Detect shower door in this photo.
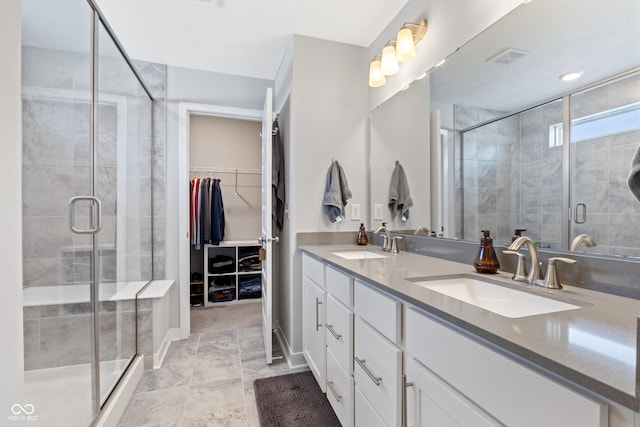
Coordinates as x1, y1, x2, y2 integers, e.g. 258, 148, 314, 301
22, 0, 153, 424
569, 72, 640, 257
21, 0, 99, 424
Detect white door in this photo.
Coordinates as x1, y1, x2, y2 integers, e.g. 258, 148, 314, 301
260, 87, 275, 364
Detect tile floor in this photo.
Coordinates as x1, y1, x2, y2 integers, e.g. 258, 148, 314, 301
118, 302, 308, 427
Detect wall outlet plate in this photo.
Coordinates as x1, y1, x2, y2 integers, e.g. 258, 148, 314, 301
374, 204, 383, 221
351, 204, 361, 221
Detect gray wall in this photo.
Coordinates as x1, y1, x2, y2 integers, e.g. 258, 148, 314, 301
0, 0, 25, 414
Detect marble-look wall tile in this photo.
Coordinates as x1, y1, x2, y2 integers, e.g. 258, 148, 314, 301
477, 187, 497, 215
23, 319, 40, 370
477, 160, 497, 188
39, 314, 93, 368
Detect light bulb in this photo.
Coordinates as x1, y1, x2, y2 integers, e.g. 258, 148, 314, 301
381, 44, 399, 76
368, 58, 386, 87
396, 27, 416, 62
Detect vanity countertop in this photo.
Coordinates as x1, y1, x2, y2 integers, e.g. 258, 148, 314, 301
300, 244, 640, 412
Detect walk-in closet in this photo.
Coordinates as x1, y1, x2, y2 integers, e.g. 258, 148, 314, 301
189, 115, 263, 309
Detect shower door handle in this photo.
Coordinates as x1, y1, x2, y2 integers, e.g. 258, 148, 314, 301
574, 203, 587, 224
69, 196, 102, 234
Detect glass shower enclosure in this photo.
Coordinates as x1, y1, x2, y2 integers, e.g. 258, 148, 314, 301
21, 0, 153, 425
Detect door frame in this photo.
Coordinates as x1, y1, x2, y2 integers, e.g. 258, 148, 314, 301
178, 102, 262, 338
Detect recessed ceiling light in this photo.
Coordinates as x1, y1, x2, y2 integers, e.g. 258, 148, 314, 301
559, 71, 583, 81
435, 59, 446, 67
416, 72, 428, 80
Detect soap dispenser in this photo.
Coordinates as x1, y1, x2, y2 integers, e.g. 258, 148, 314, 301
357, 223, 368, 246
473, 230, 500, 274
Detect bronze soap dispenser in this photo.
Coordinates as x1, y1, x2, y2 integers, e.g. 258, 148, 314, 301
473, 230, 500, 274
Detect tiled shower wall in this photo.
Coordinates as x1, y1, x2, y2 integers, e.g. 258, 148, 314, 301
22, 46, 167, 370
570, 73, 640, 257
456, 71, 640, 255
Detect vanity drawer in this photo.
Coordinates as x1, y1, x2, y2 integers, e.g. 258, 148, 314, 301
326, 294, 353, 375
354, 280, 401, 344
354, 317, 401, 427
326, 265, 353, 307
327, 347, 354, 427
302, 253, 324, 288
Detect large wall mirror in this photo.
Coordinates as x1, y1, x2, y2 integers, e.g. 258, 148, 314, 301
370, 0, 640, 258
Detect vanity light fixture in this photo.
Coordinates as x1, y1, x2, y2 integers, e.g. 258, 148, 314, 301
396, 19, 428, 62
368, 18, 428, 87
560, 71, 583, 81
381, 42, 400, 75
368, 56, 386, 87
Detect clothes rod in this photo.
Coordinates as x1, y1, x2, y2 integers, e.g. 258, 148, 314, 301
189, 167, 261, 175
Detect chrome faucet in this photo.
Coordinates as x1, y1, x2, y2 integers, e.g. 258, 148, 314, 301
570, 234, 597, 251
374, 225, 391, 251
508, 236, 543, 285
414, 225, 431, 235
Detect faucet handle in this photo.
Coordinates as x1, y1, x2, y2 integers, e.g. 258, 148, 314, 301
391, 236, 403, 254
502, 250, 528, 283
380, 234, 389, 251
536, 257, 577, 289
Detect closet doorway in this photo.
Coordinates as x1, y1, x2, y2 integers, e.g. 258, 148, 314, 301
178, 94, 277, 364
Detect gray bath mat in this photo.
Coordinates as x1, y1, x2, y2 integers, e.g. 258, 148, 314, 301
254, 371, 341, 427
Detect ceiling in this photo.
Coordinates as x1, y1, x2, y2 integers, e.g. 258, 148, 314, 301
429, 0, 640, 113
95, 0, 409, 80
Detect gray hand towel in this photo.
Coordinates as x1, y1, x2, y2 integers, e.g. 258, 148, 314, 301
323, 160, 352, 223
389, 161, 413, 221
629, 144, 640, 203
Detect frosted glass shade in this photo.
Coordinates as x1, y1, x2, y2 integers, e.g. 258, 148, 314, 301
396, 27, 416, 62
368, 58, 386, 87
381, 44, 399, 76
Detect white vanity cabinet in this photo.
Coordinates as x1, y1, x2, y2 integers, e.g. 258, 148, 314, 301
302, 254, 326, 392
324, 265, 355, 427
405, 307, 609, 427
353, 280, 402, 427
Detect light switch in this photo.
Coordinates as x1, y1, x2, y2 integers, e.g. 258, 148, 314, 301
351, 204, 361, 221
374, 204, 383, 221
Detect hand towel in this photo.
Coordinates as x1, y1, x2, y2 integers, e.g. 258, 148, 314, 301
629, 144, 640, 203
388, 161, 413, 222
323, 160, 352, 223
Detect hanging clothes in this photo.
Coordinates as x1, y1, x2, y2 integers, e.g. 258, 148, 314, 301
211, 178, 226, 245
272, 119, 286, 231
190, 177, 226, 248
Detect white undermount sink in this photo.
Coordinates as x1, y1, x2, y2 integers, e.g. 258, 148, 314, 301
330, 250, 388, 260
409, 276, 583, 318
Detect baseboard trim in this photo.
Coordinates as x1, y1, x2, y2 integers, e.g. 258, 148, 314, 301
94, 355, 144, 427
154, 327, 180, 369
274, 323, 307, 369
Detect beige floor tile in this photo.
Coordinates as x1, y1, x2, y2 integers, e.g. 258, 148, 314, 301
118, 386, 188, 426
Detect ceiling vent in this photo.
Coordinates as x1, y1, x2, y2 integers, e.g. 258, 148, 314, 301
485, 47, 529, 65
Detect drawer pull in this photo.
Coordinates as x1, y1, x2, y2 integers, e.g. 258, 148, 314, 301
315, 298, 322, 331
402, 374, 414, 427
327, 380, 342, 402
325, 324, 342, 340
355, 356, 382, 386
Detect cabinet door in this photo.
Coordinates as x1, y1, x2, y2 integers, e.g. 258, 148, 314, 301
302, 276, 326, 392
354, 317, 401, 427
406, 358, 499, 427
355, 386, 386, 427
326, 294, 353, 375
